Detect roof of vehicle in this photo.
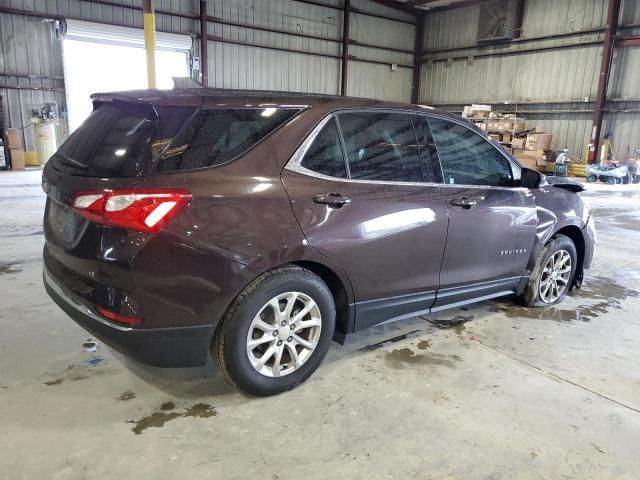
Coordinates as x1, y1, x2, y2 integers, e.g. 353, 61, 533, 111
90, 87, 462, 120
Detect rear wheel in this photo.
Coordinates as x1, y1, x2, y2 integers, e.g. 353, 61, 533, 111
518, 234, 577, 307
214, 266, 335, 396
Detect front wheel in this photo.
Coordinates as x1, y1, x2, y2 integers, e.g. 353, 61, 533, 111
586, 174, 597, 183
214, 266, 335, 396
518, 234, 577, 307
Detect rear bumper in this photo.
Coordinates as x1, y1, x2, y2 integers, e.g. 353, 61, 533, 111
44, 267, 213, 367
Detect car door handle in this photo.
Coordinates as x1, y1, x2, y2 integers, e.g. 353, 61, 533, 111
312, 193, 351, 208
450, 196, 477, 209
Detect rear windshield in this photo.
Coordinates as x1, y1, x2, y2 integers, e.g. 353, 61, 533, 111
52, 103, 300, 177
53, 102, 195, 177
153, 108, 300, 173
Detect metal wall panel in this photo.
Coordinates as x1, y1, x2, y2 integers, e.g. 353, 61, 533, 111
0, 11, 65, 151
420, 0, 640, 162
1, 0, 416, 155
207, 39, 341, 93
421, 43, 603, 104
347, 60, 412, 101
205, 0, 415, 99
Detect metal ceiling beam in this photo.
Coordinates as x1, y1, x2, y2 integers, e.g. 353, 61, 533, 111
420, 0, 495, 13
368, 0, 419, 15
591, 0, 621, 163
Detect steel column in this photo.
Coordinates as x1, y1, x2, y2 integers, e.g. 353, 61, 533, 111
591, 0, 621, 163
142, 0, 157, 89
200, 0, 209, 87
340, 0, 350, 96
411, 14, 424, 104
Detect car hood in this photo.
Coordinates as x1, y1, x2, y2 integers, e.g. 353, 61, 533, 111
544, 175, 584, 193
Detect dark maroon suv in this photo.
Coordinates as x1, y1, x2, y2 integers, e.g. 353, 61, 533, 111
43, 89, 595, 395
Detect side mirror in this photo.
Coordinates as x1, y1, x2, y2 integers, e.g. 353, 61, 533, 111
520, 168, 542, 189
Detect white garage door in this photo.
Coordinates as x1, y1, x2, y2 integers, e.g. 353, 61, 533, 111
62, 20, 192, 131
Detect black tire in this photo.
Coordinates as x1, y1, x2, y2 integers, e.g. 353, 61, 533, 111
518, 234, 578, 308
214, 265, 335, 396
607, 176, 617, 185
586, 174, 597, 183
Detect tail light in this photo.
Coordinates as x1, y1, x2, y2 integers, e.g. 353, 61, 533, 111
71, 189, 192, 234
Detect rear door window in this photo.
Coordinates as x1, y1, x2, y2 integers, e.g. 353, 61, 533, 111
337, 112, 422, 182
154, 108, 300, 172
53, 102, 195, 177
300, 118, 347, 178
428, 117, 514, 187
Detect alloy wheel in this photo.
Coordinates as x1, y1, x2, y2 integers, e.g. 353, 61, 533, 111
246, 292, 322, 377
539, 250, 572, 303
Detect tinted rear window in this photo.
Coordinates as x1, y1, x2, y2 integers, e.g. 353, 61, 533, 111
153, 108, 300, 173
52, 102, 195, 177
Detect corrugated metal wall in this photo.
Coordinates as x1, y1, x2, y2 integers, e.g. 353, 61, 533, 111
204, 0, 415, 99
0, 11, 65, 151
1, 0, 416, 152
419, 0, 640, 161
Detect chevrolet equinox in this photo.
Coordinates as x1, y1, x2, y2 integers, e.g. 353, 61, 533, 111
43, 89, 596, 396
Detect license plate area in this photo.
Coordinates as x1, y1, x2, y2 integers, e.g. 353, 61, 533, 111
47, 199, 85, 245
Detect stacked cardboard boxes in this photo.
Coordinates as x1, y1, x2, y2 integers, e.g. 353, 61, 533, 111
5, 128, 25, 170
512, 128, 554, 172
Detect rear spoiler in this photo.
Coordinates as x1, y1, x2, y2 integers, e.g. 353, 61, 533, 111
545, 176, 584, 193
90, 89, 204, 109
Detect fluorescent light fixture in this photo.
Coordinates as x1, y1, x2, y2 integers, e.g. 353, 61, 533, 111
261, 108, 277, 117
114, 148, 127, 156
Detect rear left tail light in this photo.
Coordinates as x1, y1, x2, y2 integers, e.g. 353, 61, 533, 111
72, 189, 192, 234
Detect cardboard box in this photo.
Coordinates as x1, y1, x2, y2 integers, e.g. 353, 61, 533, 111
5, 128, 22, 150
514, 148, 549, 171
490, 133, 501, 142
511, 137, 525, 149
501, 132, 512, 143
526, 133, 553, 151
512, 120, 526, 133
9, 149, 25, 170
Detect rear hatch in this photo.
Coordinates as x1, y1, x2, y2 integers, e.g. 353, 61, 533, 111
43, 97, 200, 326
43, 93, 302, 328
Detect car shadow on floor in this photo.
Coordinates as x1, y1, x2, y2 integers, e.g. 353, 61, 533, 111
110, 299, 508, 399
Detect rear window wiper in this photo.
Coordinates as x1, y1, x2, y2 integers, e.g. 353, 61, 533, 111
53, 153, 88, 169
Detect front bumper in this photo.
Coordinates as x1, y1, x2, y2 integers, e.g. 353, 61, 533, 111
583, 217, 596, 270
44, 267, 213, 367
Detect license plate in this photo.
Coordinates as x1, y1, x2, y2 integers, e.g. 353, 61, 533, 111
48, 200, 82, 244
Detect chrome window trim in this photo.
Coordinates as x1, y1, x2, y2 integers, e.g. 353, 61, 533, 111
285, 108, 526, 191
285, 111, 441, 187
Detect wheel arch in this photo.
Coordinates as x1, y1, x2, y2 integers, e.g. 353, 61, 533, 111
289, 260, 355, 340
554, 225, 585, 287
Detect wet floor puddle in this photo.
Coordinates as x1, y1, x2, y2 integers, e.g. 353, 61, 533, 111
42, 361, 112, 386
117, 391, 137, 401
127, 401, 217, 435
491, 275, 638, 322
0, 263, 22, 275
385, 347, 461, 369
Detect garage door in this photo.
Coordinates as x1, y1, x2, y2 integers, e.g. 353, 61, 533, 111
62, 20, 192, 131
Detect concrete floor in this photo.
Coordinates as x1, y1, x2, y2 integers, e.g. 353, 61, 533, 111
1, 169, 640, 480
